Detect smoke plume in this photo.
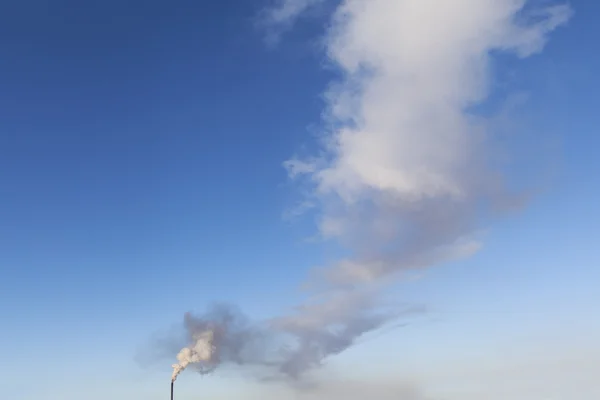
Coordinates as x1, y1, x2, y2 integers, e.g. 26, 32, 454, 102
170, 305, 272, 382
165, 0, 571, 382
171, 329, 215, 381
167, 302, 423, 382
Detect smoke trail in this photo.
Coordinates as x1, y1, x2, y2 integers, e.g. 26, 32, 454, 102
166, 302, 423, 381
164, 0, 572, 382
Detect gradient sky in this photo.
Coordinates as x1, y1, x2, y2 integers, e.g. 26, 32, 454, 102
1, 1, 599, 400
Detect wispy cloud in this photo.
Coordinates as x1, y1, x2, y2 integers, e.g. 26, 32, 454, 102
266, 0, 325, 26
259, 0, 326, 45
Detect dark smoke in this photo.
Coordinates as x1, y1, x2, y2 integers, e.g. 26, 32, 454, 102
161, 300, 424, 381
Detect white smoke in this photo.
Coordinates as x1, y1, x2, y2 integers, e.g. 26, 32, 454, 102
164, 0, 572, 382
171, 330, 215, 382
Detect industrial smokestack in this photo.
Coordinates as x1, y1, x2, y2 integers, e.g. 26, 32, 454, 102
170, 380, 174, 400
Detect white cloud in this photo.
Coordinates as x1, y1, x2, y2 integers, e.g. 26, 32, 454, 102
277, 0, 571, 284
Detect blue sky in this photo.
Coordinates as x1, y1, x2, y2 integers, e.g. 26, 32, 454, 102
1, 1, 599, 399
